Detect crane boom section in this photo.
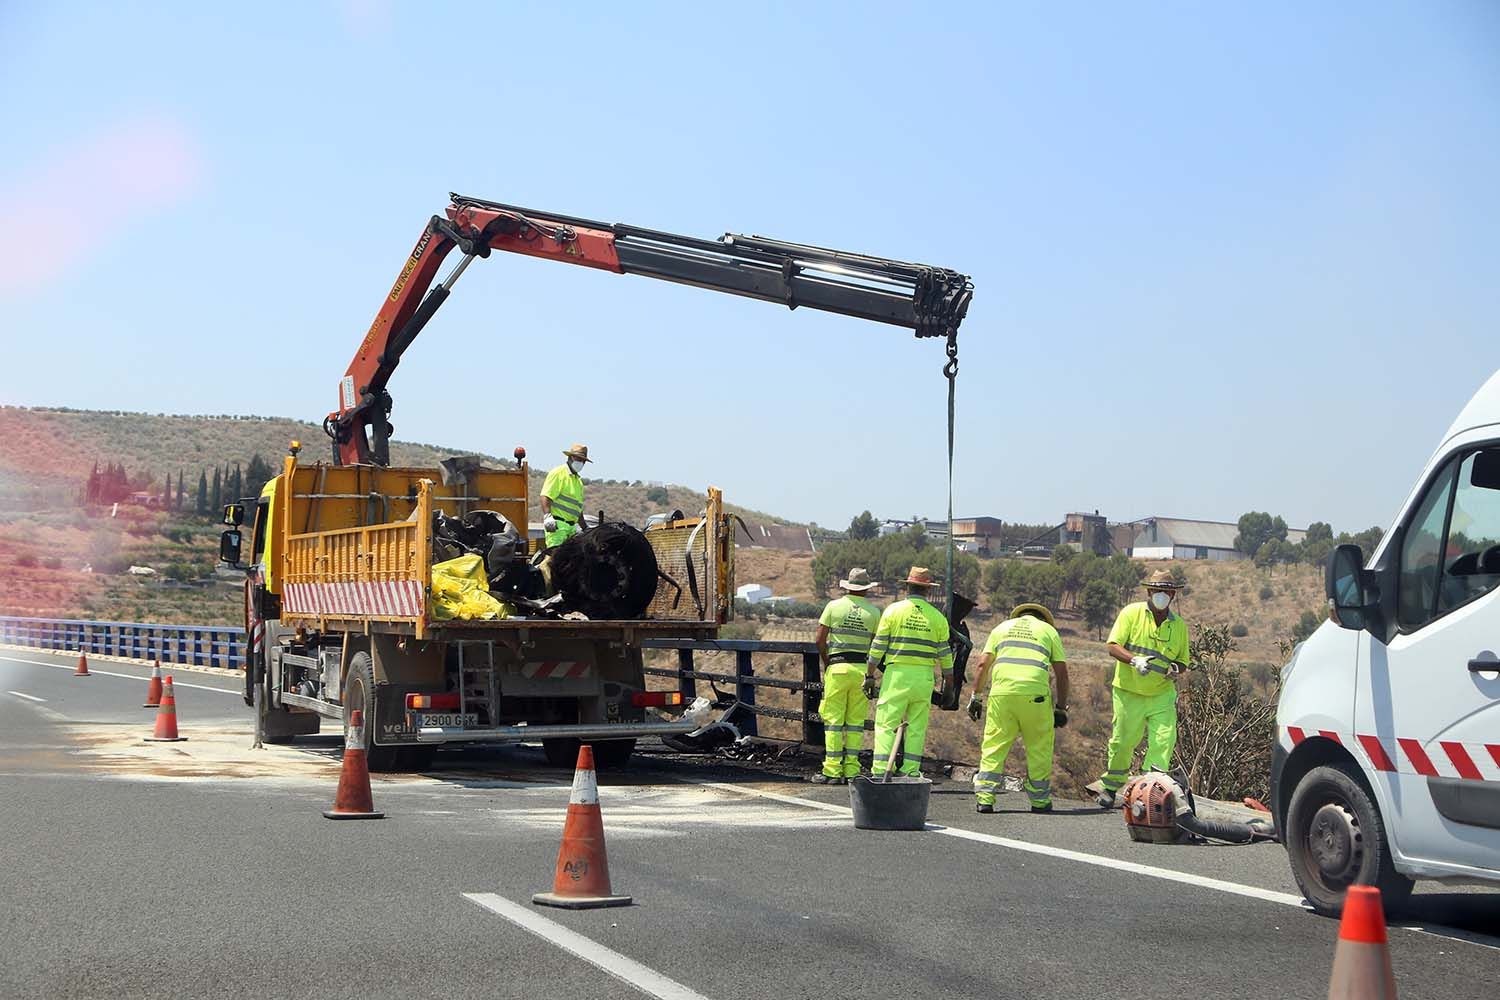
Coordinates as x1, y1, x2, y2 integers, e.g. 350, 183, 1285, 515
328, 194, 971, 465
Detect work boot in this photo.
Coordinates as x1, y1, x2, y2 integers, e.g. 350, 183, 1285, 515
810, 774, 844, 785
975, 801, 994, 814
1030, 803, 1053, 814
1096, 789, 1116, 809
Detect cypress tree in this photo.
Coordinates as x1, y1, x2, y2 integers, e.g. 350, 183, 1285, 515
196, 471, 209, 515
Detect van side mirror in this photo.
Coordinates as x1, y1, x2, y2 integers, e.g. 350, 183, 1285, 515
1325, 543, 1378, 632
219, 529, 243, 567
223, 503, 245, 527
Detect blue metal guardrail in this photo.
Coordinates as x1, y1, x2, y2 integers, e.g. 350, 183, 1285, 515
0, 618, 828, 743
0, 616, 246, 670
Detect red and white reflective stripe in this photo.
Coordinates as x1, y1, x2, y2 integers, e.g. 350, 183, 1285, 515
1286, 727, 1500, 782
281, 581, 425, 619
521, 661, 593, 680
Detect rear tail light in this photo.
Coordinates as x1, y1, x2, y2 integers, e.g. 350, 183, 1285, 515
406, 693, 461, 710
631, 691, 685, 708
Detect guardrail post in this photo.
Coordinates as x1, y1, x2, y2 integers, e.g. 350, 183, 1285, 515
735, 649, 758, 737
676, 648, 695, 703
801, 652, 823, 748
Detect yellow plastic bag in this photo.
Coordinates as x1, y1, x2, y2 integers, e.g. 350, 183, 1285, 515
430, 554, 512, 621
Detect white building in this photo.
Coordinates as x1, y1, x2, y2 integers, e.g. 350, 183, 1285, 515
1130, 517, 1307, 561
736, 583, 773, 604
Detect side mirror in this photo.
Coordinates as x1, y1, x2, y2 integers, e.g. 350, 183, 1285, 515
1325, 543, 1376, 632
223, 503, 245, 527
219, 529, 243, 567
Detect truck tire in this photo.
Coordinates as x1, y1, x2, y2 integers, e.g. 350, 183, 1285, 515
542, 737, 581, 769
257, 674, 320, 744
1285, 762, 1414, 916
593, 739, 636, 770
343, 651, 401, 772
542, 737, 636, 770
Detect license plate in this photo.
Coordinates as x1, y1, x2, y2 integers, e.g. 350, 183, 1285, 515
412, 712, 478, 728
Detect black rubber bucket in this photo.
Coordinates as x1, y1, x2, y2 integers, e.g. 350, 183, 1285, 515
850, 775, 932, 831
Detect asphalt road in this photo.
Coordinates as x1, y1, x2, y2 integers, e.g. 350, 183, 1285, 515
1, 647, 1496, 1000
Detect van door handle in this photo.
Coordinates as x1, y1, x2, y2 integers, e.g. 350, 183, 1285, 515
1469, 659, 1500, 673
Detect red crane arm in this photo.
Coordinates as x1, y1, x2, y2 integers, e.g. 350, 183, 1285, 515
326, 194, 972, 466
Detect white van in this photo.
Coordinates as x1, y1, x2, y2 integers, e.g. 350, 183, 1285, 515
1274, 369, 1500, 914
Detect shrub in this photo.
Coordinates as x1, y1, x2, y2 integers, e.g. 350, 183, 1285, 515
1230, 623, 1249, 637
1258, 584, 1274, 602
15, 554, 38, 568
43, 557, 63, 571
1174, 623, 1278, 801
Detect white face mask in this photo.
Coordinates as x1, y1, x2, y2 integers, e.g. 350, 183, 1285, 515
568, 459, 582, 475
1149, 591, 1172, 611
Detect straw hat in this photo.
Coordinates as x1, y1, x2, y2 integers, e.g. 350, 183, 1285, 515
1010, 603, 1056, 627
563, 443, 591, 463
905, 566, 938, 588
839, 567, 875, 592
1142, 569, 1183, 591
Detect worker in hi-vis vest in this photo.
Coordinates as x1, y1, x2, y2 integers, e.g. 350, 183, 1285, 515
864, 566, 953, 777
966, 603, 1069, 814
811, 567, 882, 784
1096, 569, 1189, 809
540, 443, 589, 548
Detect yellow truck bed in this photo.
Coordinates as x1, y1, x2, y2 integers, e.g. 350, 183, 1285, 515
265, 457, 729, 639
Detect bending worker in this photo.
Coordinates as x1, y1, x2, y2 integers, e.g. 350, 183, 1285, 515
1096, 569, 1189, 809
811, 567, 882, 784
864, 566, 953, 777
967, 602, 1068, 814
540, 443, 590, 548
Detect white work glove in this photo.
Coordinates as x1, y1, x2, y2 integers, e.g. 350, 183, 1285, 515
542, 515, 558, 533
1131, 655, 1151, 676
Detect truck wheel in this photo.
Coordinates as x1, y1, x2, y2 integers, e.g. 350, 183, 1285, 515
257, 675, 320, 744
343, 651, 401, 772
1285, 762, 1414, 916
593, 739, 636, 770
542, 737, 581, 769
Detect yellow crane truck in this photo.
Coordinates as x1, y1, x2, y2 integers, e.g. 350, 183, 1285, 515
221, 193, 972, 770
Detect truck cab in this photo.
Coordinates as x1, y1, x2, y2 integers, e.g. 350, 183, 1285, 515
1273, 369, 1500, 914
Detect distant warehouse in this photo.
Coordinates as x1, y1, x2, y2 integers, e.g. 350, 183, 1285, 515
1130, 516, 1306, 561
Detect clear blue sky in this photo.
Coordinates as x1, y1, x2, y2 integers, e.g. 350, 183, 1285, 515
2, 3, 1496, 532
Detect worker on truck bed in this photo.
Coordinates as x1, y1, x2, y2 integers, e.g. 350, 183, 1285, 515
864, 566, 953, 777
966, 603, 1069, 814
541, 444, 590, 548
811, 567, 882, 784
1096, 569, 1189, 808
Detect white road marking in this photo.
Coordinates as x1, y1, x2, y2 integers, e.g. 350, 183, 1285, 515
0, 654, 240, 695
692, 779, 1500, 951
7, 691, 45, 702
464, 892, 714, 1000
692, 780, 1306, 905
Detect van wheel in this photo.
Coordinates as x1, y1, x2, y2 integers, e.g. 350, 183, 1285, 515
1285, 762, 1414, 916
343, 652, 400, 772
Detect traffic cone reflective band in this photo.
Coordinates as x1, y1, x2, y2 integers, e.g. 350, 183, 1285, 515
143, 661, 164, 708
74, 651, 89, 676
144, 675, 187, 742
533, 744, 631, 909
1327, 885, 1397, 999
323, 709, 384, 820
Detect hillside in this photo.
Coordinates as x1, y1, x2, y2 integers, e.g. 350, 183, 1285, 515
0, 406, 796, 528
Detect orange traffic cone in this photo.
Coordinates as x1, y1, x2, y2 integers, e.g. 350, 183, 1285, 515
1327, 885, 1397, 999
142, 661, 164, 708
532, 744, 631, 909
322, 710, 384, 820
144, 675, 187, 742
74, 651, 90, 676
